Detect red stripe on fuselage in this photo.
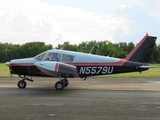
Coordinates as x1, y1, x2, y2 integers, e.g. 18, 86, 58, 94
66, 59, 126, 66
10, 63, 34, 66
54, 62, 59, 72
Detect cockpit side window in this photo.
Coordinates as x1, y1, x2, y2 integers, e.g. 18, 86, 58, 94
34, 51, 47, 61
45, 52, 61, 61
62, 54, 74, 62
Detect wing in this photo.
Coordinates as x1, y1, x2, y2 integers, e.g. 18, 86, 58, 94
34, 61, 76, 76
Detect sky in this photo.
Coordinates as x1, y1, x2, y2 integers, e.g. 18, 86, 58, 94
0, 0, 160, 47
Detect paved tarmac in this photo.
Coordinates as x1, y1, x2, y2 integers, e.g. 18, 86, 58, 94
0, 77, 160, 120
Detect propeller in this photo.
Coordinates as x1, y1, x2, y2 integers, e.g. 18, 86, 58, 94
5, 61, 13, 81
4, 47, 13, 80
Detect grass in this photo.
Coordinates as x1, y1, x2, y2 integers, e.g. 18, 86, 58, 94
0, 63, 11, 76
0, 63, 160, 77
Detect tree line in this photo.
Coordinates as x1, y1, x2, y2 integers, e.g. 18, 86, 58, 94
0, 42, 52, 62
0, 40, 160, 63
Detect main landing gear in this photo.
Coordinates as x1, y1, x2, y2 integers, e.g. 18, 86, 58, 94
17, 75, 33, 89
55, 78, 69, 90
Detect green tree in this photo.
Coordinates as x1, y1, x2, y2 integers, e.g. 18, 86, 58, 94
56, 41, 78, 51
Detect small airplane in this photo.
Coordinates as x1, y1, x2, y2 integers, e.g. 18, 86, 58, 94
5, 33, 157, 90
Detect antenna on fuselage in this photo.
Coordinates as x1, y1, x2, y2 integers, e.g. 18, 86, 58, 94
89, 42, 97, 54
107, 49, 114, 57
60, 44, 66, 50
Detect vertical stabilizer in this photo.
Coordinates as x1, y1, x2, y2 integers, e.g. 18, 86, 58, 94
124, 33, 157, 63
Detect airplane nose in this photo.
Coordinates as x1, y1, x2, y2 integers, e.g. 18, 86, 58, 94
5, 61, 10, 66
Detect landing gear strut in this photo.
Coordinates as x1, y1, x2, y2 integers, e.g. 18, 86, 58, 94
55, 78, 69, 90
17, 75, 33, 89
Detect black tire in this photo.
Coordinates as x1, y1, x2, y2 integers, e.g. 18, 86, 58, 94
17, 80, 27, 89
55, 81, 64, 90
62, 79, 69, 87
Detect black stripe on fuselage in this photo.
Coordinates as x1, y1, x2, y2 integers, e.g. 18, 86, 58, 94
10, 66, 49, 77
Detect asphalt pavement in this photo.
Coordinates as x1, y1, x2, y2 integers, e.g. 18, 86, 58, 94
0, 77, 160, 120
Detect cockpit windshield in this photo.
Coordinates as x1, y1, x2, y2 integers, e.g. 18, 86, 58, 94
34, 51, 47, 61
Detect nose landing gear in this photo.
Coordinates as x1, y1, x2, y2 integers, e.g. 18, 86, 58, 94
17, 80, 27, 88
17, 75, 33, 89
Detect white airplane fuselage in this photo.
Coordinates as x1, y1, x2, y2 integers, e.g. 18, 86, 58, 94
8, 49, 148, 78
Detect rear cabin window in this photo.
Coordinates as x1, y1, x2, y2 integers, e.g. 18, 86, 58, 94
62, 54, 74, 62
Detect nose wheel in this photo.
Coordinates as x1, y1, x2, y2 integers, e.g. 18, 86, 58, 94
17, 75, 33, 89
17, 80, 27, 88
